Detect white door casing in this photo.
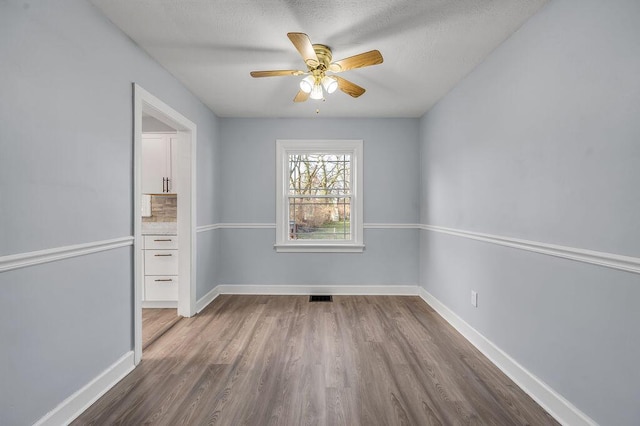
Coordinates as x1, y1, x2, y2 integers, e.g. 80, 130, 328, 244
133, 84, 197, 365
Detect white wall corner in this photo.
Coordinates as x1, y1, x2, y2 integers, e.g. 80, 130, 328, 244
417, 287, 598, 426
33, 351, 135, 426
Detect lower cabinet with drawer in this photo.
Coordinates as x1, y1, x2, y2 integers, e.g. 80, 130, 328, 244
144, 276, 178, 301
143, 234, 178, 307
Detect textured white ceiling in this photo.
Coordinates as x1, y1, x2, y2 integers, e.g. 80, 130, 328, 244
90, 0, 548, 118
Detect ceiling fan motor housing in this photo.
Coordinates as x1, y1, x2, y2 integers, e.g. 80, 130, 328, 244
311, 44, 333, 70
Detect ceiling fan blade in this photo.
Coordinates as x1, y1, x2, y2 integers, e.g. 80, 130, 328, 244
329, 50, 383, 73
287, 32, 319, 67
250, 70, 305, 78
293, 90, 310, 102
335, 76, 366, 98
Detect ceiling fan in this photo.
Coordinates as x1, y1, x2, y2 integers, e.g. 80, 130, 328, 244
250, 32, 383, 102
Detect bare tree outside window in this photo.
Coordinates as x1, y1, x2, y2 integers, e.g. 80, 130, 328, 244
288, 153, 351, 240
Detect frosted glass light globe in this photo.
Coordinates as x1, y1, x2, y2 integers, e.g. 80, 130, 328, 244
321, 76, 338, 94
310, 83, 323, 100
299, 76, 314, 93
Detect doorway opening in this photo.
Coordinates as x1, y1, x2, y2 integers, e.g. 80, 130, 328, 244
133, 84, 197, 364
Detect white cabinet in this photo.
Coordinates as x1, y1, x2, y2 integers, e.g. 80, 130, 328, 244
144, 235, 179, 250
143, 234, 178, 304
142, 133, 177, 194
144, 250, 178, 275
144, 276, 178, 301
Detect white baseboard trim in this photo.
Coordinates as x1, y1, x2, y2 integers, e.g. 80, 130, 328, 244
417, 288, 597, 426
420, 224, 640, 275
194, 284, 419, 313
141, 301, 178, 309
215, 284, 419, 296
196, 286, 220, 313
0, 236, 133, 273
34, 351, 135, 426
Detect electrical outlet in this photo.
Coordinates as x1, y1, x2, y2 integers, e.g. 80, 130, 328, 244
471, 291, 478, 307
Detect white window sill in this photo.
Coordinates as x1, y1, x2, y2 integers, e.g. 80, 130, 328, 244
274, 244, 365, 253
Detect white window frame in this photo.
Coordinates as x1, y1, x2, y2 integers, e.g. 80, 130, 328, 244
275, 139, 364, 253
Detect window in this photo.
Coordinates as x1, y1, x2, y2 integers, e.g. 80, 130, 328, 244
275, 140, 364, 252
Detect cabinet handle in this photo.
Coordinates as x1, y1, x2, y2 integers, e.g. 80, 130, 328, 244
166, 177, 170, 192
162, 177, 166, 193
154, 239, 172, 242
154, 278, 173, 282
154, 254, 172, 257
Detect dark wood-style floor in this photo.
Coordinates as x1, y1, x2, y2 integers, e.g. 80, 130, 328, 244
142, 308, 182, 350
74, 295, 558, 425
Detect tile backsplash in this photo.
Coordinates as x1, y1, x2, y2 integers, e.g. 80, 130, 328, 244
142, 195, 177, 222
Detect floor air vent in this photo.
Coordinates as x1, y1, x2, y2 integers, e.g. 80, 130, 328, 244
309, 295, 333, 302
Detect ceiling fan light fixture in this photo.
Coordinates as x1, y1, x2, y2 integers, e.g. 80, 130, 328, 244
250, 33, 383, 103
321, 76, 338, 94
299, 75, 314, 93
309, 83, 324, 100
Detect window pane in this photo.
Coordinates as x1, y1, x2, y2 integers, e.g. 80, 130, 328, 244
288, 154, 351, 195
276, 140, 363, 252
289, 197, 351, 240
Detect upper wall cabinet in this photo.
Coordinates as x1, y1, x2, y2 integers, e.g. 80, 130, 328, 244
142, 133, 178, 194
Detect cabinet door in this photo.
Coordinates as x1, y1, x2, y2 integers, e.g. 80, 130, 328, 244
167, 136, 178, 194
145, 276, 178, 301
144, 250, 179, 275
144, 235, 178, 250
142, 134, 172, 194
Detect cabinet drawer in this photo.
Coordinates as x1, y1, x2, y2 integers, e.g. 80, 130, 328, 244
145, 276, 178, 301
144, 235, 178, 249
144, 250, 178, 275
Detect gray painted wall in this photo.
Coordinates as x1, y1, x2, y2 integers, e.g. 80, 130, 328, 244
419, 0, 640, 424
0, 250, 133, 426
218, 118, 420, 285
0, 1, 219, 424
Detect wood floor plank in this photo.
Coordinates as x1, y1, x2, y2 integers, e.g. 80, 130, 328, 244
142, 308, 181, 349
73, 295, 558, 426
